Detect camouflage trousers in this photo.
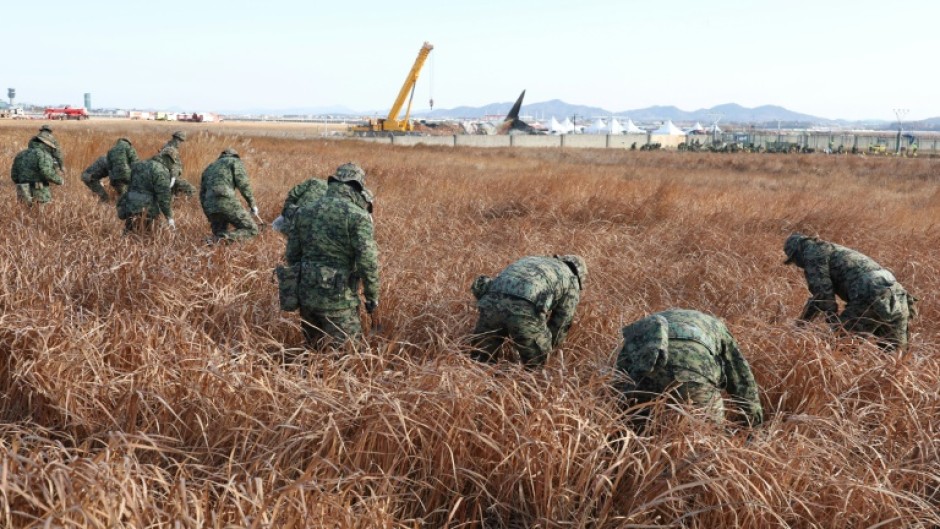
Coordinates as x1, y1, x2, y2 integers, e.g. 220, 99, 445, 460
620, 341, 725, 424
16, 183, 52, 205
83, 177, 111, 202
299, 305, 363, 348
840, 283, 910, 351
471, 294, 552, 367
206, 209, 258, 241
172, 178, 197, 197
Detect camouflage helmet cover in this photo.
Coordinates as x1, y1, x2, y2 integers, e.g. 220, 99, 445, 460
783, 232, 809, 265
556, 254, 588, 289
221, 148, 239, 157
329, 162, 366, 186
39, 124, 53, 133
33, 135, 56, 149
172, 130, 187, 141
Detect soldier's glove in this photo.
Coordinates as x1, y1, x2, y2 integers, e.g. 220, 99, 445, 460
167, 218, 176, 230
365, 300, 378, 314
251, 205, 259, 216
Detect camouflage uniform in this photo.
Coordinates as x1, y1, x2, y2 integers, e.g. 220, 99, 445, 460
81, 156, 112, 202
784, 233, 914, 350
199, 149, 258, 241
38, 125, 64, 171
284, 164, 378, 347
163, 131, 197, 197
106, 138, 139, 198
10, 136, 63, 205
617, 309, 763, 426
116, 147, 179, 233
470, 255, 586, 367
273, 177, 329, 233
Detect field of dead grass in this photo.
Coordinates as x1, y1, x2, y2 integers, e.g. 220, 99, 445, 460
1, 120, 939, 528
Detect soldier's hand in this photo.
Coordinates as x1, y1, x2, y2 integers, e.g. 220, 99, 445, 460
167, 218, 177, 230
365, 300, 378, 314
251, 205, 259, 216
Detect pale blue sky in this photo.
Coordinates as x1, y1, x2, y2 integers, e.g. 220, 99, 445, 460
3, 0, 936, 120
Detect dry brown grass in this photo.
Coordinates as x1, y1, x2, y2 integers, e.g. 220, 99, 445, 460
1, 120, 939, 528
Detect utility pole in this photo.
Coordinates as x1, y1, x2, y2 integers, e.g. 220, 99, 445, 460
893, 108, 908, 155
571, 114, 578, 134
707, 112, 722, 144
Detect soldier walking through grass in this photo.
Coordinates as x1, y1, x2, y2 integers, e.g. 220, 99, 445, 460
272, 176, 328, 234
617, 308, 763, 427
783, 233, 915, 350
116, 147, 179, 233
10, 135, 63, 205
81, 156, 112, 202
106, 137, 139, 199
199, 148, 259, 242
284, 163, 379, 347
163, 130, 197, 197
470, 254, 586, 367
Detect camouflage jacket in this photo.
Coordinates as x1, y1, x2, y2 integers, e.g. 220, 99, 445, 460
199, 155, 256, 215
618, 308, 763, 426
11, 145, 62, 186
107, 139, 139, 183
798, 241, 901, 322
484, 256, 581, 346
117, 159, 173, 220
285, 182, 379, 311
81, 156, 110, 182
162, 138, 183, 179
37, 130, 64, 169
281, 178, 328, 219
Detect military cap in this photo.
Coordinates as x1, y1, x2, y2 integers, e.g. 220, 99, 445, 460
221, 148, 239, 157
33, 135, 56, 149
329, 162, 366, 187
556, 255, 588, 289
172, 130, 187, 141
783, 232, 808, 265
39, 124, 53, 133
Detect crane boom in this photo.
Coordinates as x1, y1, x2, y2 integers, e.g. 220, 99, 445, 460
354, 42, 433, 134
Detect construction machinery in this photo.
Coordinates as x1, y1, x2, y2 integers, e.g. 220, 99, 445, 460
353, 42, 433, 134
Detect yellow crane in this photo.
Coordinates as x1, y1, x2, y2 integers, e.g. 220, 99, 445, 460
354, 41, 433, 134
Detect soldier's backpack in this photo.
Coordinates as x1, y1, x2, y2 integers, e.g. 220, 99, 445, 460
275, 264, 301, 312
618, 315, 670, 381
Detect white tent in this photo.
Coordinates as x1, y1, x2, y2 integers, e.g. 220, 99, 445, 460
686, 122, 705, 134
707, 124, 722, 133
622, 119, 644, 133
560, 117, 575, 133
585, 118, 607, 134
653, 120, 686, 135
608, 118, 625, 135
548, 116, 568, 134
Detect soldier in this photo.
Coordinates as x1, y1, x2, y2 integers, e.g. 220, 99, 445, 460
116, 147, 179, 233
162, 130, 197, 197
285, 163, 378, 347
37, 124, 64, 171
10, 135, 63, 205
199, 148, 259, 242
784, 233, 915, 350
272, 177, 328, 233
469, 254, 586, 367
617, 309, 763, 427
81, 156, 112, 202
106, 137, 139, 198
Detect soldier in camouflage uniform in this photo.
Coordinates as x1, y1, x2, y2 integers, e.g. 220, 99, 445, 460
617, 309, 763, 427
285, 163, 378, 347
784, 233, 915, 350
272, 177, 328, 234
470, 255, 586, 367
106, 137, 139, 198
199, 148, 259, 242
163, 130, 197, 197
10, 135, 63, 205
81, 156, 112, 202
37, 124, 64, 171
116, 147, 179, 233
